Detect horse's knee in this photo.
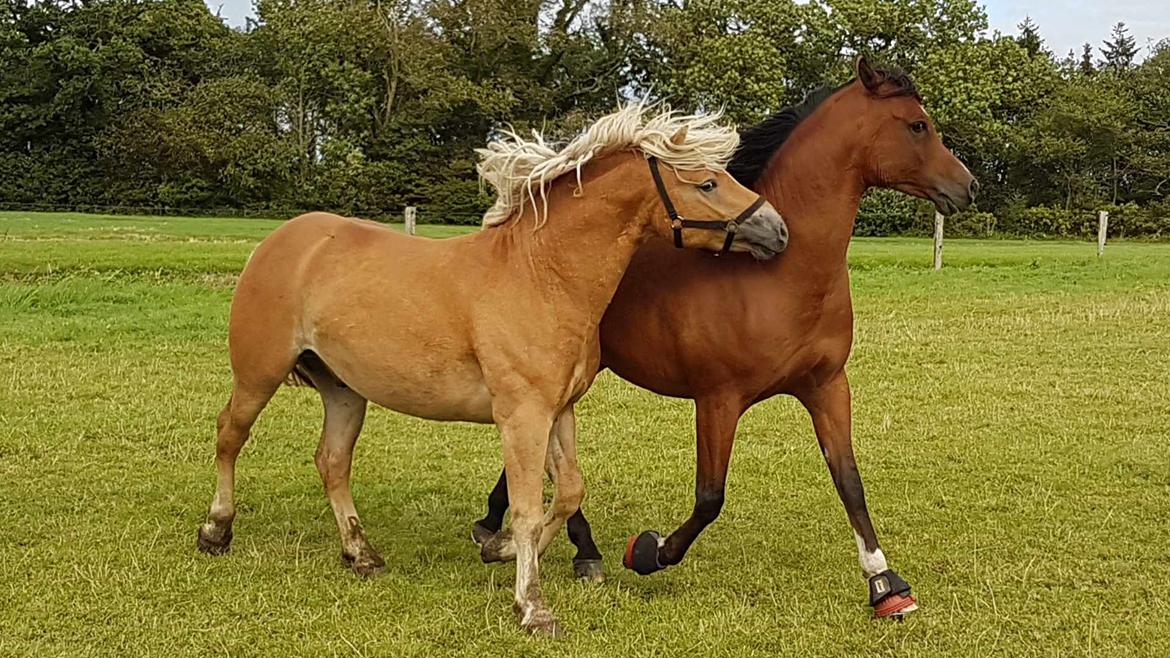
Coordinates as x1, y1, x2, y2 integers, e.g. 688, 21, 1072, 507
693, 489, 725, 524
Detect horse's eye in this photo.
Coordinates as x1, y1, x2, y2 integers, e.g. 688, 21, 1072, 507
910, 121, 928, 134
699, 180, 717, 192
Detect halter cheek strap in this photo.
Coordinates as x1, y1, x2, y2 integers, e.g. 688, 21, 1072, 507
647, 156, 767, 254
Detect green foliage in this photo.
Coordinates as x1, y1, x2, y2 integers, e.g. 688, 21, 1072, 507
1, 0, 1168, 236
1080, 43, 1095, 76
1103, 202, 1166, 238
854, 189, 924, 236
944, 209, 997, 236
1015, 17, 1044, 57
1101, 22, 1138, 72
999, 204, 1089, 237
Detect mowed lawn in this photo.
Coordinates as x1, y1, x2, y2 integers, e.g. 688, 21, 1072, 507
1, 211, 1168, 657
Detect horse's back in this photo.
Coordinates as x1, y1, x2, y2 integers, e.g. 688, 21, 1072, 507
256, 211, 413, 260
242, 212, 449, 291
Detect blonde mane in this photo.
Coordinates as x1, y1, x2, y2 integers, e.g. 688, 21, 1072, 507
476, 102, 740, 227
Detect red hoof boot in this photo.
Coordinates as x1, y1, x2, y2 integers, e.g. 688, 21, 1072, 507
869, 570, 918, 620
873, 592, 918, 619
622, 530, 665, 575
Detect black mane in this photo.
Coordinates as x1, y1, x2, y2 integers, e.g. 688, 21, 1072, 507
727, 67, 920, 188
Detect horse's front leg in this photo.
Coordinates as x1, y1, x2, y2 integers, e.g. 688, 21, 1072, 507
799, 370, 918, 619
494, 403, 561, 637
623, 394, 741, 575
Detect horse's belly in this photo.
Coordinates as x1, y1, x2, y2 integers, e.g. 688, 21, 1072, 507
368, 372, 494, 423
314, 344, 495, 424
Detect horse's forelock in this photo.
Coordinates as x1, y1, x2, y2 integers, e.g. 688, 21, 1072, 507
870, 66, 922, 101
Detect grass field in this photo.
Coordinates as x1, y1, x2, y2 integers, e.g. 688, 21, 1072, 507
2, 210, 1168, 657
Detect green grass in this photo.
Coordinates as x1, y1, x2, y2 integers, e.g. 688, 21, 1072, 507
2, 210, 1168, 657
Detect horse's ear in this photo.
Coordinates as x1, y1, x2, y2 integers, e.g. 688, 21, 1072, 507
856, 55, 884, 94
670, 125, 688, 145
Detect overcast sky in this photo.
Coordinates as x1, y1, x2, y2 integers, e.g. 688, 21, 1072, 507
204, 0, 1169, 62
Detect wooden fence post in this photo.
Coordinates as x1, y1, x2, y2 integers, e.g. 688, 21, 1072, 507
933, 211, 944, 271
1097, 210, 1109, 257
404, 206, 416, 235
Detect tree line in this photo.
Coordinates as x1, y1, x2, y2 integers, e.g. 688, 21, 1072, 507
2, 0, 1168, 236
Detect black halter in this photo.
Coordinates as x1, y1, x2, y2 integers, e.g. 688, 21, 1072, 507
647, 156, 767, 254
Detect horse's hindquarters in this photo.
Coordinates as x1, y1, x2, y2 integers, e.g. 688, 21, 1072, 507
232, 213, 496, 424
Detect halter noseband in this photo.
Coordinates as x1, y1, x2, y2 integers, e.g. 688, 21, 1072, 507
647, 156, 767, 254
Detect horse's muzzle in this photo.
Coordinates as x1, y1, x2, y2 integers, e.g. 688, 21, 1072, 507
930, 173, 979, 216
736, 203, 788, 260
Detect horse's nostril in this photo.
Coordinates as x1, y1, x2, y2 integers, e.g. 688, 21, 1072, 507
969, 179, 981, 199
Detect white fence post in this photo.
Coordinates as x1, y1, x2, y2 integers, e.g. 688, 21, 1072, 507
933, 211, 944, 271
404, 206, 416, 235
1097, 210, 1109, 257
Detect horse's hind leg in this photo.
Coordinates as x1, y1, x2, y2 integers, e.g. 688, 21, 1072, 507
301, 356, 382, 577
197, 377, 281, 554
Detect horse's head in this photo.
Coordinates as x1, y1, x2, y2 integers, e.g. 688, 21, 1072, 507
850, 56, 978, 215
641, 127, 788, 260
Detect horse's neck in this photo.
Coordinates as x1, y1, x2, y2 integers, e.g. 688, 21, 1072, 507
497, 161, 654, 317
760, 108, 867, 280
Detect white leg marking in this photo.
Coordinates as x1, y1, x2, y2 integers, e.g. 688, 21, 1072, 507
854, 531, 889, 577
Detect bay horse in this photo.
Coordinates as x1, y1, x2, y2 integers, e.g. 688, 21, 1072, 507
475, 57, 978, 619
193, 103, 787, 637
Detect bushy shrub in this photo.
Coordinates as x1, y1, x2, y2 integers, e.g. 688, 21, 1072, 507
998, 205, 1092, 237
854, 189, 922, 236
1103, 203, 1164, 238
945, 210, 998, 237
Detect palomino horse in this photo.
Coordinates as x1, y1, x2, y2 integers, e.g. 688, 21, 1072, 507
476, 58, 978, 618
194, 103, 787, 636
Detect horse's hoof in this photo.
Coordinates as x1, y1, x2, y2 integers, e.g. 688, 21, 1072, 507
622, 530, 665, 576
572, 558, 605, 583
196, 525, 232, 555
342, 550, 386, 578
868, 569, 916, 620
873, 593, 918, 620
519, 607, 564, 638
471, 522, 496, 547
480, 530, 515, 563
